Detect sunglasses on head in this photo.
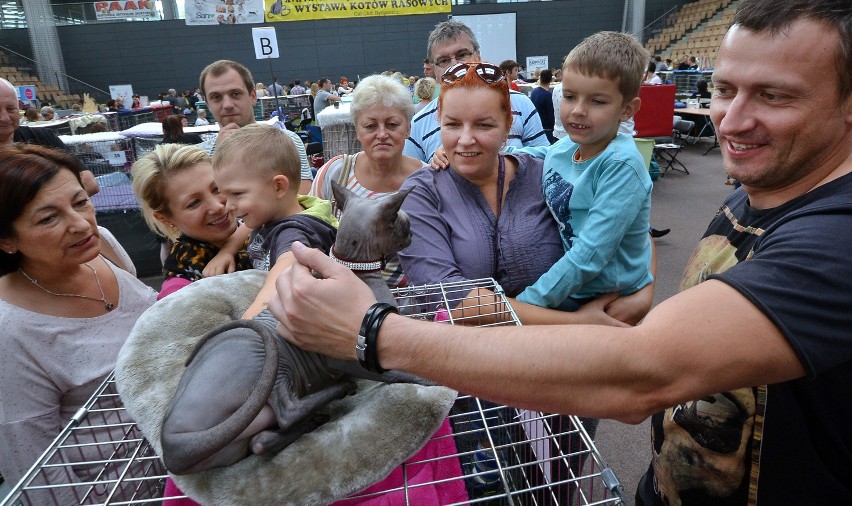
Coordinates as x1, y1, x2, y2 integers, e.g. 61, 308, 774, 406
441, 62, 506, 85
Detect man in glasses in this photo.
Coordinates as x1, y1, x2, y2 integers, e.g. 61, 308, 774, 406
403, 20, 549, 163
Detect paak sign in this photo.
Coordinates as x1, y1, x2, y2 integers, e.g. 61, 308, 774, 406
94, 1, 159, 20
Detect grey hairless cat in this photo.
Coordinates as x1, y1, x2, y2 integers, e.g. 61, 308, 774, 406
160, 181, 430, 475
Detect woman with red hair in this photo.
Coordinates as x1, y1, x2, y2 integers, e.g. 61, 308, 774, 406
398, 62, 651, 325
396, 62, 654, 500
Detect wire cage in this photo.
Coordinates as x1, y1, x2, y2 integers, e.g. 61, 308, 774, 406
322, 122, 363, 161
258, 96, 310, 121
63, 133, 134, 175
61, 133, 138, 213
59, 133, 163, 277
2, 279, 624, 506
115, 110, 156, 131
131, 136, 162, 161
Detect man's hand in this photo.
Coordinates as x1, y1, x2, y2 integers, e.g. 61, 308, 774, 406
269, 242, 377, 360
216, 122, 241, 143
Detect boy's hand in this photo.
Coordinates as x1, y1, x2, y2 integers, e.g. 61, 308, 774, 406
430, 146, 450, 170
203, 223, 250, 277
203, 252, 237, 277
604, 284, 654, 325
575, 293, 631, 328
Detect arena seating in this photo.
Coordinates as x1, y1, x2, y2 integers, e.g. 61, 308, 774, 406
645, 0, 739, 69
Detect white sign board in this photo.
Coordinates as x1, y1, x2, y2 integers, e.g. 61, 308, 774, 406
252, 27, 279, 59
453, 14, 517, 66
107, 150, 128, 167
526, 56, 549, 76
109, 85, 134, 103
185, 0, 264, 25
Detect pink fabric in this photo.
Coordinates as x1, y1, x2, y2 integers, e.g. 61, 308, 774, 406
161, 420, 467, 505
157, 276, 191, 301
163, 478, 201, 505
331, 419, 468, 505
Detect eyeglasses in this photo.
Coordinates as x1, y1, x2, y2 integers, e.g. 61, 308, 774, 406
441, 62, 506, 85
433, 49, 475, 68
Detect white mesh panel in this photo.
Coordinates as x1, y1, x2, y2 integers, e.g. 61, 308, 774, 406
22, 0, 69, 91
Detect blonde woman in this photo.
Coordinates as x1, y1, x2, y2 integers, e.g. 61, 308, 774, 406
132, 144, 250, 299
413, 77, 437, 112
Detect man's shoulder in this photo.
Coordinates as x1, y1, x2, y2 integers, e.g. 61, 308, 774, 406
14, 125, 66, 149
778, 172, 852, 220
411, 99, 438, 124
509, 91, 536, 109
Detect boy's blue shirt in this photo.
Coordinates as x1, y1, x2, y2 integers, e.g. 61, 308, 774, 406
505, 132, 654, 307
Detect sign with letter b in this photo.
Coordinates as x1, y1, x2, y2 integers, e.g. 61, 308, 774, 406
252, 27, 279, 59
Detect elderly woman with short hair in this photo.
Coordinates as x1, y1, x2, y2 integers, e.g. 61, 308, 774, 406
310, 74, 424, 289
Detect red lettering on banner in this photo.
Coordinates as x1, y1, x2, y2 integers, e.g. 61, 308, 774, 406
98, 1, 149, 11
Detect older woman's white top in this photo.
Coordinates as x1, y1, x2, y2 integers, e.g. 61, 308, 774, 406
0, 228, 158, 486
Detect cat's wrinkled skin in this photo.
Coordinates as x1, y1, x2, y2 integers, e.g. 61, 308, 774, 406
160, 182, 430, 475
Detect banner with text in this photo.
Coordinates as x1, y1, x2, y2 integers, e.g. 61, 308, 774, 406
264, 0, 449, 22
94, 1, 160, 21
185, 0, 265, 25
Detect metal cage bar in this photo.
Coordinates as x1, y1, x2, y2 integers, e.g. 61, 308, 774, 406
2, 278, 623, 506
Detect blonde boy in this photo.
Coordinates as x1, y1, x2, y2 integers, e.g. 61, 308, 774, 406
508, 31, 654, 310
213, 124, 337, 317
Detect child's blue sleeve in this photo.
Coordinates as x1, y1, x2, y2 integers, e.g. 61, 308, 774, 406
503, 145, 550, 160
516, 162, 651, 308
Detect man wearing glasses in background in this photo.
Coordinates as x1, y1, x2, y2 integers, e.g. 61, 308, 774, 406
404, 20, 549, 163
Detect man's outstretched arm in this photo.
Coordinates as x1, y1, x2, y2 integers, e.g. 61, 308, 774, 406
270, 242, 805, 424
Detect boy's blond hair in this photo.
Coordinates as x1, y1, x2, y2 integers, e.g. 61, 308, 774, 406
562, 31, 648, 103
212, 124, 301, 192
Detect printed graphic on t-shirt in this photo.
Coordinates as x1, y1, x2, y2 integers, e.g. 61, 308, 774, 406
651, 204, 767, 506
543, 168, 575, 248
248, 233, 270, 271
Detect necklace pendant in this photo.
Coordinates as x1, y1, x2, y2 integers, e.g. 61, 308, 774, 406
105, 302, 115, 311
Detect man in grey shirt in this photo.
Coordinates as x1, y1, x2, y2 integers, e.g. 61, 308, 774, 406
312, 78, 340, 117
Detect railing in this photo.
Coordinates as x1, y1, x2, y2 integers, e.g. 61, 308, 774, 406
643, 5, 678, 43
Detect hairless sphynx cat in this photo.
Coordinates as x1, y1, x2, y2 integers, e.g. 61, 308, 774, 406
160, 181, 431, 475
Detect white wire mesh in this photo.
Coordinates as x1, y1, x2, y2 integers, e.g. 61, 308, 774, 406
2, 278, 623, 506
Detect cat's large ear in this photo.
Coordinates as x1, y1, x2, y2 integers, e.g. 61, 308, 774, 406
379, 187, 412, 223
331, 180, 356, 212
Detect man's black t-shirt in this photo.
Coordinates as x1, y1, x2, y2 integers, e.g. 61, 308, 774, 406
13, 125, 68, 150
640, 173, 852, 505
